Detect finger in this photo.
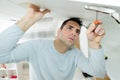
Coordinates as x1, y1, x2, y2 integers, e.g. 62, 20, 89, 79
99, 29, 105, 35
87, 23, 96, 34
98, 27, 105, 35
95, 25, 105, 35
29, 4, 40, 8
42, 9, 50, 14
29, 3, 40, 11
94, 25, 102, 34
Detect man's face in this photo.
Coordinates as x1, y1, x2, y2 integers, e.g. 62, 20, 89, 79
57, 21, 80, 47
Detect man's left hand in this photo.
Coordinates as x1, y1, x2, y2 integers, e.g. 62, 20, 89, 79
86, 20, 105, 49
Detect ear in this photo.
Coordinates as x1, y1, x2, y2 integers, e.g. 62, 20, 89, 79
57, 29, 62, 35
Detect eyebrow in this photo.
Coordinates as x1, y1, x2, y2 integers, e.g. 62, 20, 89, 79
69, 25, 74, 28
70, 25, 80, 29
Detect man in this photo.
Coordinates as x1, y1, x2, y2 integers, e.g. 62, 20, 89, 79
0, 4, 105, 80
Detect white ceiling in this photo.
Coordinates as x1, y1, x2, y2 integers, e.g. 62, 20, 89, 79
0, 0, 120, 80
1, 0, 120, 22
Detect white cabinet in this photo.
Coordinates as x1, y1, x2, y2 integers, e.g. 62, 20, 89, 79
0, 63, 18, 80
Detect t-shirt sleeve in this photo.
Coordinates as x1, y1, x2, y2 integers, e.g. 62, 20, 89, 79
0, 24, 24, 54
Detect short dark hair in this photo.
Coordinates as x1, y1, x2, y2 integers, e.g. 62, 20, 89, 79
60, 17, 83, 29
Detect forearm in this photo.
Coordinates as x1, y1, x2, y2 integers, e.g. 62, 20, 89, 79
16, 4, 50, 32
16, 15, 37, 32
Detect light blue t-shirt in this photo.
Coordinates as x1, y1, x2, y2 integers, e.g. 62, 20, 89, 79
0, 24, 105, 80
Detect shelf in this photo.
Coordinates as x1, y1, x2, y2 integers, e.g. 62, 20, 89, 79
0, 68, 17, 70
0, 63, 18, 80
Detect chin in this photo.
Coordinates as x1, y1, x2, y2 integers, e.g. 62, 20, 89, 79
65, 40, 74, 47
67, 43, 74, 48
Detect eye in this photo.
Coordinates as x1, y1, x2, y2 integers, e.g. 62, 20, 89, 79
76, 29, 80, 34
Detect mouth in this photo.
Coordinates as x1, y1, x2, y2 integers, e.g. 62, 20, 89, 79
68, 38, 74, 42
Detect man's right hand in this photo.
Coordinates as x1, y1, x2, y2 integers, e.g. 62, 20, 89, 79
16, 3, 50, 32
27, 4, 50, 22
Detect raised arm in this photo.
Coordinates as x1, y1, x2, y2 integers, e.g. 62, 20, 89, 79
16, 4, 50, 32
76, 20, 106, 78
0, 4, 50, 62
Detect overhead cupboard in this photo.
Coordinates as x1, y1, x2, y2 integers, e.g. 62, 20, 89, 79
0, 63, 18, 80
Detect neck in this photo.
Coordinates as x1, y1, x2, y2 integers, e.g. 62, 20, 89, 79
54, 39, 69, 54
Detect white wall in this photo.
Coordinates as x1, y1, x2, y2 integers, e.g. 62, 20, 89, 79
101, 16, 120, 80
